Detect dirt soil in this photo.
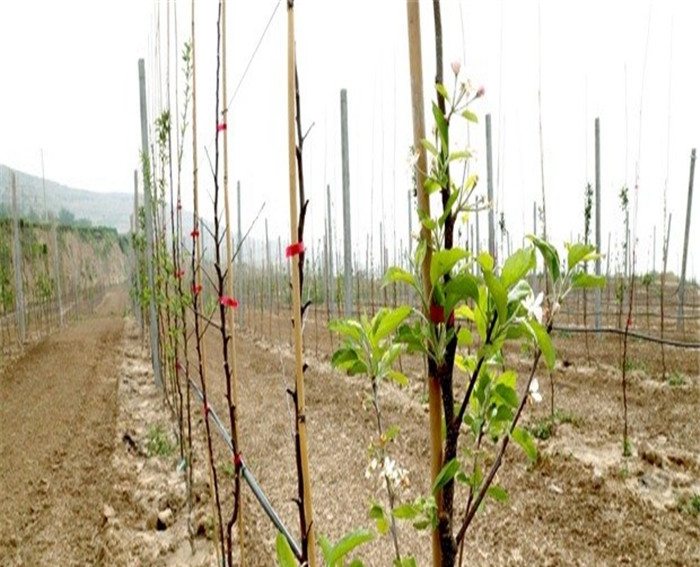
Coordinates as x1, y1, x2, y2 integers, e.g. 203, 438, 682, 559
1, 290, 699, 566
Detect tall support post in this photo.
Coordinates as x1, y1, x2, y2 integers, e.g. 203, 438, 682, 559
287, 3, 316, 564
132, 169, 143, 332
486, 113, 496, 261
325, 184, 335, 317
340, 89, 353, 317
407, 189, 413, 259
677, 148, 695, 327
595, 118, 602, 330
11, 171, 26, 344
138, 58, 162, 388
405, 2, 442, 565
236, 180, 243, 325
51, 217, 64, 328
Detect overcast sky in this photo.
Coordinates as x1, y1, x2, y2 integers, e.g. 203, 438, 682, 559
0, 0, 697, 279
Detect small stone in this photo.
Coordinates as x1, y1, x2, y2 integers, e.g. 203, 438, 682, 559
103, 504, 116, 520
592, 468, 605, 489
157, 508, 174, 530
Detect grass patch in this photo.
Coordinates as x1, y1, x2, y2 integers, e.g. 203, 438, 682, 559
528, 410, 581, 441
668, 371, 686, 387
146, 424, 175, 458
677, 493, 700, 516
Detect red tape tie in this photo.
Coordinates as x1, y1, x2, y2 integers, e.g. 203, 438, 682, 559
285, 241, 305, 258
219, 296, 239, 308
234, 452, 243, 468
202, 402, 209, 418
217, 122, 227, 132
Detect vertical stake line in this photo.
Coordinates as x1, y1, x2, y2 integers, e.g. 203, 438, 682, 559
286, 4, 316, 565
677, 148, 695, 327
10, 171, 26, 345
594, 118, 602, 330
220, 0, 245, 561
405, 3, 442, 566
138, 58, 163, 389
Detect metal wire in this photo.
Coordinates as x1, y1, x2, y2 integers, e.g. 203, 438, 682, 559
188, 379, 303, 560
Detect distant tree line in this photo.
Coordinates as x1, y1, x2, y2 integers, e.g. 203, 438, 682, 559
0, 204, 92, 228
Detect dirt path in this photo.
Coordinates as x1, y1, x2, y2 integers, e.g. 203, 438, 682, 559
0, 289, 125, 566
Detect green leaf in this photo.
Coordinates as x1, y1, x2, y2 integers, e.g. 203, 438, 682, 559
418, 207, 437, 231
444, 272, 480, 305
375, 306, 412, 342
331, 348, 360, 368
512, 427, 537, 462
348, 560, 365, 567
477, 251, 494, 272
436, 82, 450, 101
431, 248, 469, 286
383, 267, 416, 288
483, 270, 507, 325
448, 150, 471, 162
319, 534, 334, 564
392, 503, 419, 520
496, 369, 517, 389
487, 485, 509, 503
457, 327, 473, 347
571, 272, 606, 289
527, 234, 561, 284
501, 248, 535, 290
566, 242, 598, 271
530, 319, 555, 370
328, 530, 375, 565
276, 532, 298, 567
387, 370, 409, 387
368, 503, 384, 520
432, 101, 449, 149
462, 109, 478, 123
329, 319, 363, 342
432, 458, 460, 494
376, 516, 390, 535
421, 138, 438, 157
493, 383, 519, 408
507, 279, 533, 304
425, 177, 443, 195
438, 189, 460, 226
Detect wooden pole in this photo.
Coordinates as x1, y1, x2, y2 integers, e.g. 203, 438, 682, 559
340, 89, 353, 317
595, 118, 602, 330
138, 58, 163, 388
286, 3, 316, 565
676, 148, 695, 327
406, 3, 442, 565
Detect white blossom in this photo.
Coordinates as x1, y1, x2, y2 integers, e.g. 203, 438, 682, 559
528, 378, 543, 404
522, 291, 544, 324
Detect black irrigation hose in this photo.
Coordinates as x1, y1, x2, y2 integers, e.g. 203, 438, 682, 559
552, 325, 700, 349
188, 379, 303, 560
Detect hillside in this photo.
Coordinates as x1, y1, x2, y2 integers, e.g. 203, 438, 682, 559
0, 164, 133, 234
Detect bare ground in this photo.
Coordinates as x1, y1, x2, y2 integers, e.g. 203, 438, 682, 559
1, 291, 699, 566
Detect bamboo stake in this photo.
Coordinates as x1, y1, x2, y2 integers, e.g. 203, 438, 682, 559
286, 3, 316, 565
405, 3, 442, 565
221, 0, 245, 561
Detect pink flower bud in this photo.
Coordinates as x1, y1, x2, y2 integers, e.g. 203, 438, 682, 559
450, 61, 461, 76
476, 86, 485, 98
